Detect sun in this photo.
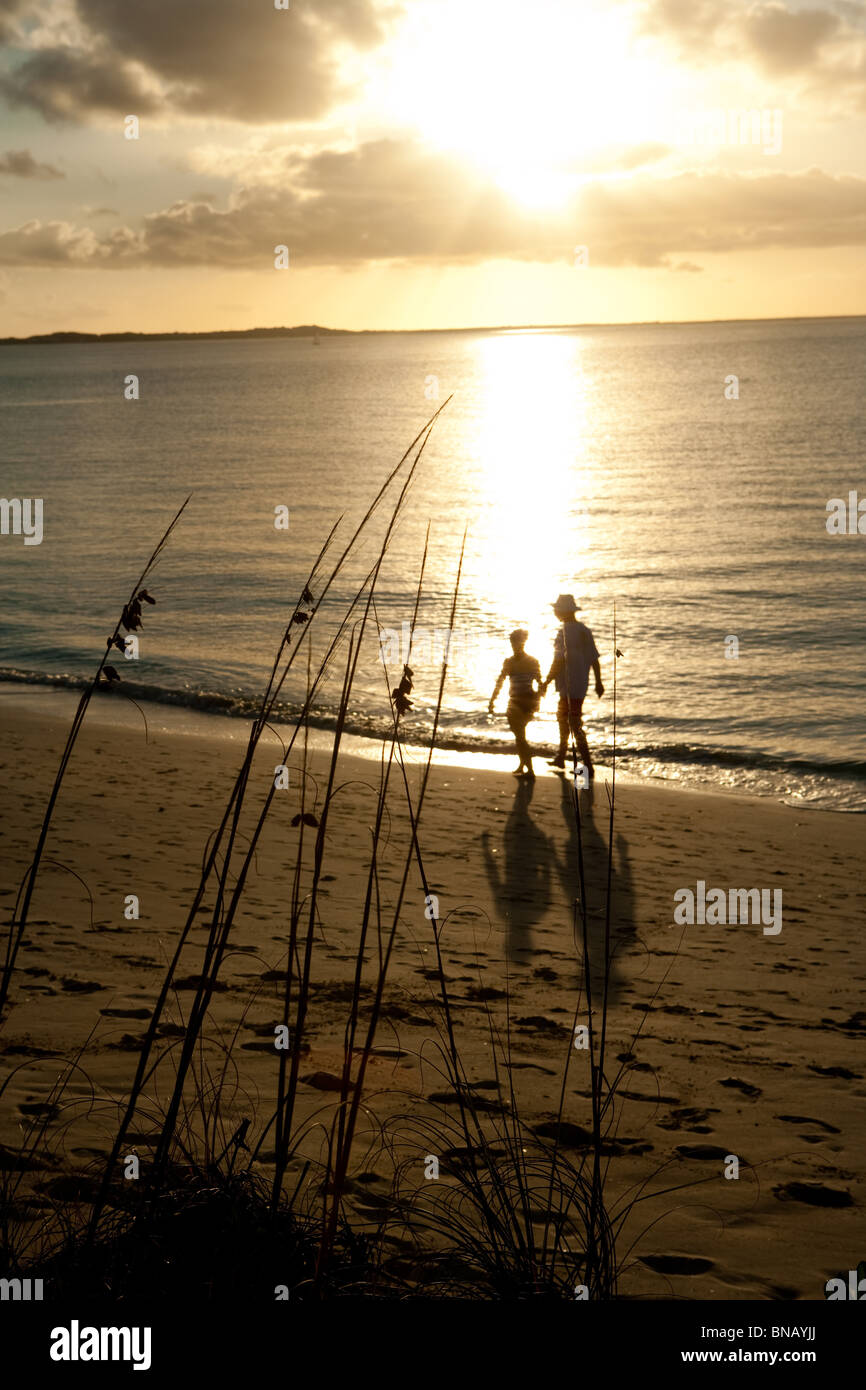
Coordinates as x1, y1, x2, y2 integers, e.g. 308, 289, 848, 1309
373, 0, 667, 208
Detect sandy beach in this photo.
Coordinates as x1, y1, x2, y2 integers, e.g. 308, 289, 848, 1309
1, 690, 863, 1301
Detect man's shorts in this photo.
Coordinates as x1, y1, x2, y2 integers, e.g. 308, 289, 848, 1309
557, 696, 585, 721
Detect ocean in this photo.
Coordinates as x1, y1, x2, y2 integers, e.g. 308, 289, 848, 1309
1, 317, 864, 810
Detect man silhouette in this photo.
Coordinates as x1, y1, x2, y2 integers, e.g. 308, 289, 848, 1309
541, 593, 604, 776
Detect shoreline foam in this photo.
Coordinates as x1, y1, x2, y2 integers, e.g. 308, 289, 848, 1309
1, 677, 863, 812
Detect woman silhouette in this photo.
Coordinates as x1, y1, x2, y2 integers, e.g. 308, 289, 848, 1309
488, 628, 543, 777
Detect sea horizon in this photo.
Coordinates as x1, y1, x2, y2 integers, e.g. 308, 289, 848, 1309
3, 309, 866, 346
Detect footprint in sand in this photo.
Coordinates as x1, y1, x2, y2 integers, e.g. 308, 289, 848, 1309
0, 1143, 49, 1172
535, 1121, 652, 1155
173, 974, 230, 992
440, 1145, 508, 1172
428, 1091, 506, 1113
303, 1071, 355, 1091
676, 1144, 746, 1162
241, 1037, 310, 1053
18, 1101, 60, 1123
619, 1087, 680, 1104
514, 1015, 565, 1034
106, 1033, 146, 1050
775, 1114, 841, 1134
657, 1106, 718, 1133
718, 1076, 762, 1098
772, 1181, 852, 1208
640, 1254, 714, 1275
824, 1011, 866, 1034
37, 1174, 100, 1201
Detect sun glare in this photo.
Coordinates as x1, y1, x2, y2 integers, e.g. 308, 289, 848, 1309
465, 332, 595, 637
377, 0, 665, 207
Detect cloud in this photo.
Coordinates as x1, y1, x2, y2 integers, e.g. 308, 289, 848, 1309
641, 0, 866, 110
640, 0, 728, 57
0, 0, 29, 42
0, 147, 64, 177
2, 139, 866, 270
0, 218, 101, 263
741, 4, 841, 74
0, 0, 400, 124
1, 46, 165, 120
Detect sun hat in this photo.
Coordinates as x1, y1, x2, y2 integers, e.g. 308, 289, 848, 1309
552, 593, 580, 614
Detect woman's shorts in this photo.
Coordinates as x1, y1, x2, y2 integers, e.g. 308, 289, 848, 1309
507, 696, 539, 721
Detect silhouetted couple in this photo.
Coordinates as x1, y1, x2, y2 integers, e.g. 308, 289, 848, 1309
488, 593, 604, 779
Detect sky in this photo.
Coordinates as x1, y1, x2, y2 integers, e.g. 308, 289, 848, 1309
1, 0, 866, 334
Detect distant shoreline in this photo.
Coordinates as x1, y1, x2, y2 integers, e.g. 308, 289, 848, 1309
2, 312, 865, 347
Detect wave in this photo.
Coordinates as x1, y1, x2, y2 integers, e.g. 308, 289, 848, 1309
2, 666, 865, 804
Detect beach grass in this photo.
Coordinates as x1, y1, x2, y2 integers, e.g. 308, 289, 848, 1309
0, 411, 697, 1301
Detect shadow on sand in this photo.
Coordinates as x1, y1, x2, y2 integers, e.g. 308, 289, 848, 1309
482, 773, 637, 1005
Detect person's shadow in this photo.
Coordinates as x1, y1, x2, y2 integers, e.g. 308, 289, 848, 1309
551, 775, 637, 1008
481, 777, 558, 966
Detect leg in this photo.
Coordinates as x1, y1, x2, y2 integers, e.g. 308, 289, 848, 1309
507, 704, 533, 772
551, 700, 569, 766
569, 704, 594, 778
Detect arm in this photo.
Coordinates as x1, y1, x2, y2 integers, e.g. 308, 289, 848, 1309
542, 654, 561, 693
543, 631, 563, 692
488, 664, 507, 712
592, 657, 604, 697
